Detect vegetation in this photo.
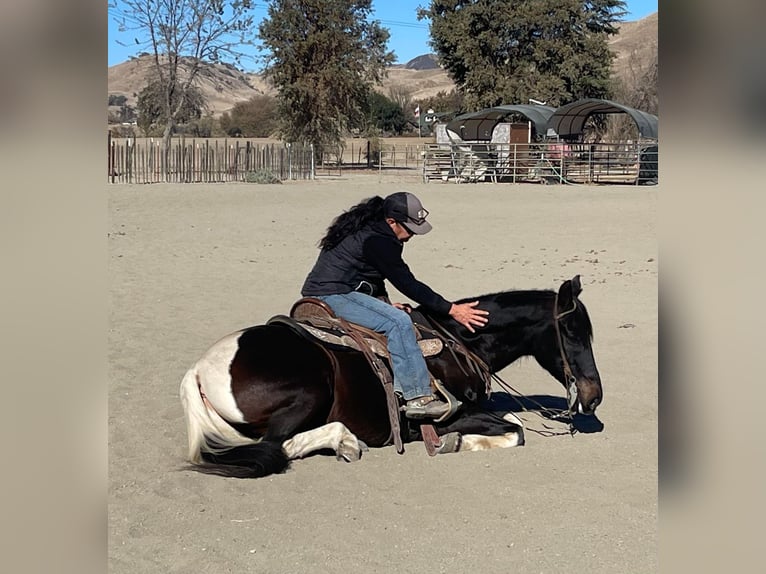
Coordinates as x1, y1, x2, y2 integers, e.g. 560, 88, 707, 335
108, 94, 128, 107
366, 92, 407, 135
136, 80, 205, 136
415, 90, 466, 118
258, 0, 394, 156
219, 95, 279, 137
418, 0, 626, 109
613, 45, 658, 115
607, 42, 658, 139
109, 0, 656, 151
244, 169, 282, 184
110, 0, 255, 179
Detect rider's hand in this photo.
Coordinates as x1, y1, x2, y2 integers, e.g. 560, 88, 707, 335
449, 301, 489, 333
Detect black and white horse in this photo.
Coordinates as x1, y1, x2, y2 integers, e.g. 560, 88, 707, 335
180, 276, 602, 478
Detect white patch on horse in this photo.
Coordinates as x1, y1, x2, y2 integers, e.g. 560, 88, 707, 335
458, 413, 525, 451
282, 422, 364, 462
459, 431, 523, 451
195, 331, 247, 423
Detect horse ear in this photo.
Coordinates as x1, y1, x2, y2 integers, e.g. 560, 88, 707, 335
571, 275, 582, 297
557, 278, 574, 311
557, 276, 581, 313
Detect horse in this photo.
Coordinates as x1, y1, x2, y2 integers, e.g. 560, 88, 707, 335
179, 275, 602, 478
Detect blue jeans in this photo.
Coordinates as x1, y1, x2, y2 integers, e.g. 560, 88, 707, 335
316, 292, 431, 400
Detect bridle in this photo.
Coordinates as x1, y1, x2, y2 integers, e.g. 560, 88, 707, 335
553, 291, 579, 414
488, 293, 580, 436
422, 295, 583, 436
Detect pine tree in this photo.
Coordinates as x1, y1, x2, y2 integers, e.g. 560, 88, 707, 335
418, 0, 626, 109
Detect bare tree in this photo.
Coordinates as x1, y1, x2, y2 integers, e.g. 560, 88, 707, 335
608, 43, 658, 140
109, 0, 254, 179
386, 84, 414, 116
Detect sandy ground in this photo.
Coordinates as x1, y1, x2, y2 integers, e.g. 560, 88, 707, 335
108, 173, 657, 573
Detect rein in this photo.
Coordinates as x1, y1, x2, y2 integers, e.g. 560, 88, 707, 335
424, 302, 579, 437
484, 293, 580, 436
415, 316, 493, 398
488, 372, 576, 437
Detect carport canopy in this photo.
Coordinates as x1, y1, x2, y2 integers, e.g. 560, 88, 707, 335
547, 98, 658, 140
446, 104, 556, 141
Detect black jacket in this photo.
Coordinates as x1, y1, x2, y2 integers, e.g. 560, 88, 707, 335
301, 220, 452, 315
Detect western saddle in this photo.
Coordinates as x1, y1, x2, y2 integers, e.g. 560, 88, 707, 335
266, 297, 490, 456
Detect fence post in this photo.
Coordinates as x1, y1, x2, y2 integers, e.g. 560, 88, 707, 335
366, 140, 371, 168
287, 142, 292, 180
109, 132, 115, 183
512, 144, 517, 184
559, 147, 564, 184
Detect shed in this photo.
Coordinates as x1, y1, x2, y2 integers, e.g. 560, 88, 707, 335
546, 98, 658, 140
446, 104, 556, 141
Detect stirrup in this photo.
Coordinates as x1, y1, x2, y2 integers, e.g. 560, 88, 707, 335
401, 395, 449, 420
431, 378, 462, 423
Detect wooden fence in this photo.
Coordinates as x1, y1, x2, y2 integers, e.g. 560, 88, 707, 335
107, 134, 658, 185
108, 134, 314, 183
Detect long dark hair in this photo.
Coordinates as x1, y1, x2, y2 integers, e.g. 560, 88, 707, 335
319, 196, 384, 250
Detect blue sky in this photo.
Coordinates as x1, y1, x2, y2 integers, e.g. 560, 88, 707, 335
108, 0, 658, 71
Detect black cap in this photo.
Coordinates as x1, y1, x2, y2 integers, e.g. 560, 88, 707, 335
383, 192, 432, 234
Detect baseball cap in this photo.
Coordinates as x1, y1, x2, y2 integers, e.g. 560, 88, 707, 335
383, 192, 432, 234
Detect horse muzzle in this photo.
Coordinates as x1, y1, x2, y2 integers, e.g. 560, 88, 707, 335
573, 378, 602, 415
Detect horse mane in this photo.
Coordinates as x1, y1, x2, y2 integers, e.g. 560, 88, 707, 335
318, 196, 385, 250
455, 288, 594, 340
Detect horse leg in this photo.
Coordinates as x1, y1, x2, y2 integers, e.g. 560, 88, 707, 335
282, 421, 367, 463
458, 412, 525, 451
434, 409, 525, 453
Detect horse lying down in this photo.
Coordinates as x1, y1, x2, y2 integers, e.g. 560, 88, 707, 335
180, 276, 602, 478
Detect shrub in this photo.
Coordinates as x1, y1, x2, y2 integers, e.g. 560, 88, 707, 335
244, 169, 281, 184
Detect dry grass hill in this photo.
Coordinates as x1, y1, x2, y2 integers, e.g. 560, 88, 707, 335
108, 12, 657, 119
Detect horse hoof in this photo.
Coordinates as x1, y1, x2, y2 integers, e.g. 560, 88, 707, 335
436, 432, 462, 454
336, 440, 363, 462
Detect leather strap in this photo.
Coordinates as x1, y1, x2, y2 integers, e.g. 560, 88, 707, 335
420, 424, 441, 456
337, 316, 404, 454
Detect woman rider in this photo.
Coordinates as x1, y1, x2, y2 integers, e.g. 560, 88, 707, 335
301, 191, 488, 419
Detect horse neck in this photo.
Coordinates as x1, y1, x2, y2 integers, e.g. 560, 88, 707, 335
454, 291, 555, 373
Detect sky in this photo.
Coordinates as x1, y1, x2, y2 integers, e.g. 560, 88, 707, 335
108, 1, 658, 72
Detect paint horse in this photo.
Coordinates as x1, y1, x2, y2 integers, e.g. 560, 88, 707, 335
180, 276, 602, 478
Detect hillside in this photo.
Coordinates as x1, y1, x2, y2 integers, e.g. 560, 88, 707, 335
108, 12, 657, 119
608, 11, 658, 80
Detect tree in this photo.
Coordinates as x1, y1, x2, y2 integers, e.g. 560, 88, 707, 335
418, 0, 626, 110
367, 92, 407, 135
415, 90, 466, 117
258, 0, 394, 157
219, 95, 279, 137
136, 79, 204, 135
110, 0, 255, 178
607, 43, 658, 140
614, 45, 658, 115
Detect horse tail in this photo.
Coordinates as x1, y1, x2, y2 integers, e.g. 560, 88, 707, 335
179, 366, 290, 478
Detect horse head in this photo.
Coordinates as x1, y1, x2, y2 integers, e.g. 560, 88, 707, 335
543, 275, 603, 415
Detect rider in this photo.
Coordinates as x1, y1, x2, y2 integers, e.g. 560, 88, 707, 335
301, 191, 489, 419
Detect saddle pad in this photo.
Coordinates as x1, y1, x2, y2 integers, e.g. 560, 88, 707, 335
300, 323, 443, 358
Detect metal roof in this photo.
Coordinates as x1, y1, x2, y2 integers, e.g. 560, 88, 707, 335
445, 104, 557, 141
547, 98, 658, 140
